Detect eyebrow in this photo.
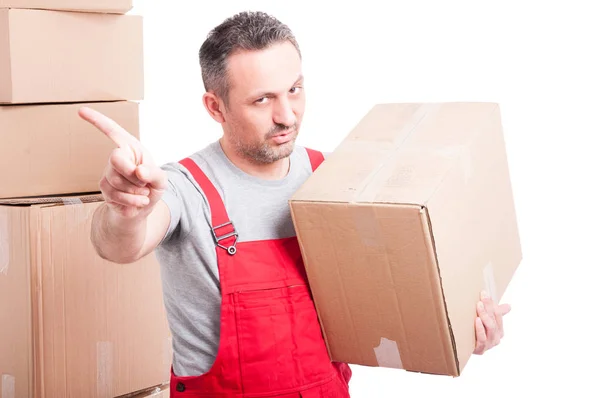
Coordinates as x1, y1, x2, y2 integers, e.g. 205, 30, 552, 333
249, 74, 304, 100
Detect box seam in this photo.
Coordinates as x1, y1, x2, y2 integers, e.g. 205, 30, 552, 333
421, 206, 460, 376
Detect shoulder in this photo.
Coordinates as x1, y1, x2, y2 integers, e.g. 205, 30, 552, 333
160, 142, 222, 194
157, 146, 218, 242
160, 159, 197, 197
292, 145, 331, 173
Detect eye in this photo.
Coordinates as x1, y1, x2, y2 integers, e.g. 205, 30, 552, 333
255, 97, 268, 104
289, 86, 302, 94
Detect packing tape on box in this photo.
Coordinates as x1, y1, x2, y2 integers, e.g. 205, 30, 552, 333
351, 206, 382, 247
351, 104, 440, 204
62, 198, 84, 206
97, 341, 114, 398
483, 261, 498, 303
0, 212, 9, 275
373, 337, 403, 368
37, 197, 90, 235
64, 198, 90, 233
1, 374, 15, 398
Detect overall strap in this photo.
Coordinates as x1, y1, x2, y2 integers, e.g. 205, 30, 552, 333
305, 148, 325, 171
178, 149, 324, 254
179, 158, 238, 255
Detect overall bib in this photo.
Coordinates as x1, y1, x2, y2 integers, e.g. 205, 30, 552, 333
170, 149, 352, 397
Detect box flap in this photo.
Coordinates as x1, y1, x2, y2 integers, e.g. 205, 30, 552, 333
291, 102, 500, 206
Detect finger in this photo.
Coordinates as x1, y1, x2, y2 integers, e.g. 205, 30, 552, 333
498, 303, 512, 316
494, 305, 505, 340
477, 300, 496, 342
110, 148, 146, 187
481, 291, 498, 327
78, 106, 137, 150
100, 178, 150, 207
135, 164, 167, 191
494, 303, 511, 340
108, 192, 150, 208
474, 317, 487, 355
105, 167, 151, 196
481, 291, 496, 317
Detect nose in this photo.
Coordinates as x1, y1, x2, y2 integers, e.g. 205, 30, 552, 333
273, 97, 296, 127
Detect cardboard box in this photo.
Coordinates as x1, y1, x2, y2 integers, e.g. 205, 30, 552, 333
0, 100, 139, 199
0, 9, 143, 104
0, 195, 172, 398
289, 102, 522, 376
0, 0, 133, 14
122, 383, 170, 398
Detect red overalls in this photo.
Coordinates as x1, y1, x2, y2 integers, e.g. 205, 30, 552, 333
170, 149, 352, 397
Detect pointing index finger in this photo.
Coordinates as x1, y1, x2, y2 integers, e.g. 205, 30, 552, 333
78, 106, 135, 149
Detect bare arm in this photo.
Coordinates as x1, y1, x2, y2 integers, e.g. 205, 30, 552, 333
91, 199, 170, 264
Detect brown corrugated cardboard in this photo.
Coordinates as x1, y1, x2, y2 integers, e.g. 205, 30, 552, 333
120, 383, 170, 398
289, 102, 522, 376
0, 100, 139, 199
0, 195, 172, 398
0, 0, 133, 14
0, 9, 143, 104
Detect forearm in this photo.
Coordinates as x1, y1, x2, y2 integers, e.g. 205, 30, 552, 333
91, 203, 148, 264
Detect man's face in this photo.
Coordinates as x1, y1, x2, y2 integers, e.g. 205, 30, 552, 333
221, 41, 305, 164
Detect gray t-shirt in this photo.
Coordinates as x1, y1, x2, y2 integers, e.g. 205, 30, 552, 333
154, 140, 319, 377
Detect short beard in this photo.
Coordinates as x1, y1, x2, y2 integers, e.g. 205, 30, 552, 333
233, 123, 298, 164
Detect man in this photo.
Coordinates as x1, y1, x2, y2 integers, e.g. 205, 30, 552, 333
78, 11, 511, 397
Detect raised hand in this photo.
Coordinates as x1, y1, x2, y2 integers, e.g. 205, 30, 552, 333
78, 106, 167, 219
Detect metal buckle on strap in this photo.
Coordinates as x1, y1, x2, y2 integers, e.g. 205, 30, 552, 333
211, 221, 238, 255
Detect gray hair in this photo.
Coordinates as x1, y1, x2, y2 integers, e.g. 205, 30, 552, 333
199, 11, 301, 104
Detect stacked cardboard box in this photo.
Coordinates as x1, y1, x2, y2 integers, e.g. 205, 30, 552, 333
290, 102, 522, 377
0, 1, 172, 397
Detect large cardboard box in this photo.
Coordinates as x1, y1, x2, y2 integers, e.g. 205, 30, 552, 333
0, 100, 139, 199
0, 0, 133, 14
0, 9, 143, 104
0, 195, 172, 398
289, 102, 522, 376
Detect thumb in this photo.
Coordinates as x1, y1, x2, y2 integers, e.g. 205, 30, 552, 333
135, 164, 167, 191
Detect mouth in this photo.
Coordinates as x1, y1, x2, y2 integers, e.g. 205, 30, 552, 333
270, 129, 295, 144
273, 128, 294, 137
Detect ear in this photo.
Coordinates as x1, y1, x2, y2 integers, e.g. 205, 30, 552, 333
202, 92, 226, 123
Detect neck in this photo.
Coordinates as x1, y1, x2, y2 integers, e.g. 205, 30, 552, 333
219, 138, 290, 180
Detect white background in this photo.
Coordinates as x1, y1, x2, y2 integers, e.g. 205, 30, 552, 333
129, 1, 599, 397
